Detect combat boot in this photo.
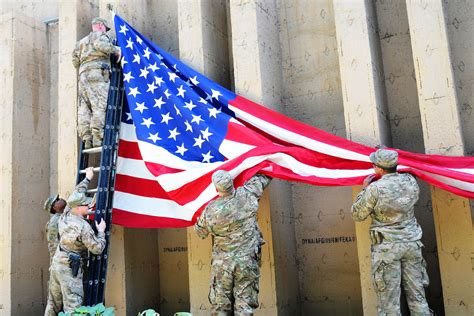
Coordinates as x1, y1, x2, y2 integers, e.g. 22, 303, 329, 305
84, 139, 93, 149
92, 138, 102, 148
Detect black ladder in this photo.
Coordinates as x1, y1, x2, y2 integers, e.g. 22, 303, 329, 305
75, 55, 124, 306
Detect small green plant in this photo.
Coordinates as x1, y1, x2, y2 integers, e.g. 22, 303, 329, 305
138, 309, 159, 316
58, 303, 115, 316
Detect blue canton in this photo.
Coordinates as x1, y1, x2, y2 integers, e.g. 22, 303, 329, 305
114, 15, 237, 163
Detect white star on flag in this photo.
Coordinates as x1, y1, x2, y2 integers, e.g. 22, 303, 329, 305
147, 82, 157, 93
154, 76, 164, 86
119, 24, 128, 35
175, 143, 188, 156
201, 151, 214, 163
211, 89, 223, 101
190, 75, 199, 86
143, 47, 151, 59
161, 112, 173, 125
123, 72, 134, 83
201, 127, 213, 141
184, 100, 196, 111
176, 85, 186, 98
139, 67, 149, 78
168, 128, 180, 140
168, 72, 179, 82
128, 87, 141, 97
141, 117, 155, 128
208, 107, 221, 118
135, 102, 148, 113
147, 132, 162, 143
126, 38, 134, 50
148, 62, 159, 72
191, 114, 203, 125
184, 120, 193, 132
154, 97, 165, 109
133, 53, 141, 64
193, 135, 204, 148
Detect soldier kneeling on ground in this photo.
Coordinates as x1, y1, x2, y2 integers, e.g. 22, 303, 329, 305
195, 170, 271, 316
44, 167, 106, 316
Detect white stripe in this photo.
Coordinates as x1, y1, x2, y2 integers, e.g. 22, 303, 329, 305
113, 191, 196, 220
415, 169, 474, 192
229, 105, 370, 162
158, 151, 374, 191
117, 156, 155, 180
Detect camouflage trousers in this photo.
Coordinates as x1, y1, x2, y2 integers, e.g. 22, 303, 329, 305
209, 253, 261, 314
372, 241, 431, 316
44, 261, 84, 315
77, 68, 110, 143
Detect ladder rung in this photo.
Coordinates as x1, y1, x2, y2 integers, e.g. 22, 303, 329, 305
83, 147, 102, 154
79, 167, 101, 174
87, 188, 98, 194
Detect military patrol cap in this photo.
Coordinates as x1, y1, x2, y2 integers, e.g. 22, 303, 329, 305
67, 191, 93, 208
212, 170, 234, 194
91, 17, 110, 30
370, 148, 398, 169
43, 194, 59, 212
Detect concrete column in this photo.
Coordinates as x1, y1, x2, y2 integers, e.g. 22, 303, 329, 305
0, 11, 51, 315
229, 0, 299, 314
178, 1, 231, 314
333, 1, 391, 314
279, 1, 363, 313
405, 1, 474, 314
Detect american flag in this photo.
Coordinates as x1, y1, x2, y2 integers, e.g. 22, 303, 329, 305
111, 14, 474, 228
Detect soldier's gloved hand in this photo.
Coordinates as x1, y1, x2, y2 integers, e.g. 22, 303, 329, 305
96, 218, 106, 234
363, 174, 376, 188
85, 167, 95, 181
115, 47, 122, 61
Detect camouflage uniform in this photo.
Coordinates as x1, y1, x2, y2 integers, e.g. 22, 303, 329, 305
44, 178, 105, 316
195, 173, 271, 315
72, 23, 120, 146
351, 149, 431, 316
45, 213, 60, 261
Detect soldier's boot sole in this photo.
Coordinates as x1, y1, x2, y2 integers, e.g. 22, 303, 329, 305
211, 312, 232, 316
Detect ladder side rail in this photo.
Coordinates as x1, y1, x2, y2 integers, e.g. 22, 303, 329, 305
96, 79, 125, 303
84, 55, 122, 305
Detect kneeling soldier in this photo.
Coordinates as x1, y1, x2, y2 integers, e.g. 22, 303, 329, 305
195, 170, 271, 316
44, 167, 106, 315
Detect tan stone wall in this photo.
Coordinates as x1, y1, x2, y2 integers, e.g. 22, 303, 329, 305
1, 0, 473, 315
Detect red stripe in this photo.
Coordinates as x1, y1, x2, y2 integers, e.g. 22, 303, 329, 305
112, 208, 194, 228
229, 96, 374, 156
115, 174, 170, 198
118, 139, 142, 159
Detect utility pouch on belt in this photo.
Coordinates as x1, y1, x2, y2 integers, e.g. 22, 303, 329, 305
68, 252, 82, 278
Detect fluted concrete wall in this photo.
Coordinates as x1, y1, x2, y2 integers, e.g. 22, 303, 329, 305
1, 0, 473, 315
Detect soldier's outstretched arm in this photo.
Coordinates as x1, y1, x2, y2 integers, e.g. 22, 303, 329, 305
81, 220, 106, 255
243, 174, 272, 199
351, 185, 378, 222
94, 34, 121, 56
194, 210, 209, 239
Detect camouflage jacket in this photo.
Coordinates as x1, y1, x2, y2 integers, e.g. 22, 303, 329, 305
72, 31, 119, 74
351, 173, 423, 242
195, 174, 271, 258
45, 213, 60, 260
52, 178, 105, 265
